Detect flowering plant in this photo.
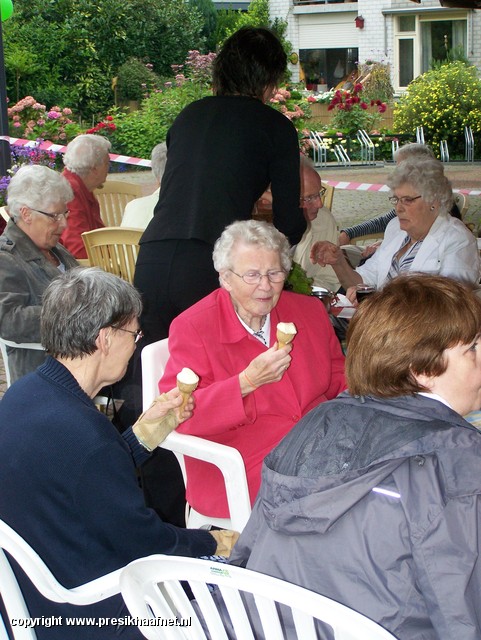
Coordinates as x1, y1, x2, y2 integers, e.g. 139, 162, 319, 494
269, 86, 311, 135
8, 96, 80, 143
86, 114, 117, 136
327, 83, 387, 134
306, 89, 336, 104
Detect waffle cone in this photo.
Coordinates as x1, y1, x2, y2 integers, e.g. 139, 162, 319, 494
176, 373, 199, 414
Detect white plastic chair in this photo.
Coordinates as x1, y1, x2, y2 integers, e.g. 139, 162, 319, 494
120, 554, 398, 640
141, 339, 251, 532
0, 518, 122, 640
0, 338, 44, 388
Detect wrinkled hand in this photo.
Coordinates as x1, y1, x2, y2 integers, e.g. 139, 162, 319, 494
361, 241, 381, 258
209, 529, 240, 557
338, 231, 351, 246
243, 343, 293, 389
133, 388, 194, 452
310, 241, 343, 267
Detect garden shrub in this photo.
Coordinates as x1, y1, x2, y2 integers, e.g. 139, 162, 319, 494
117, 58, 161, 103
393, 61, 481, 158
110, 81, 212, 158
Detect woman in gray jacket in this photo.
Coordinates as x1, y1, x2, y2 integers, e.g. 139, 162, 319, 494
231, 274, 481, 639
0, 164, 78, 382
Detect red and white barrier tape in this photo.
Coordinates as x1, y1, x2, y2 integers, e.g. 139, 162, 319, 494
2, 136, 480, 194
0, 136, 151, 167
324, 179, 481, 196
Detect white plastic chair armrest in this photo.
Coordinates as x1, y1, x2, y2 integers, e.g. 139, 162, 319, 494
160, 431, 251, 532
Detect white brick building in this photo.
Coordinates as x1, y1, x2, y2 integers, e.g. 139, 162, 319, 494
270, 0, 481, 93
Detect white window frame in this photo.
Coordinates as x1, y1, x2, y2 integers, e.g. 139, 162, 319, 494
393, 12, 468, 93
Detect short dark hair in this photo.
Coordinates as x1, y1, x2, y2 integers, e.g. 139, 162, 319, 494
346, 274, 481, 398
213, 27, 287, 99
41, 267, 142, 359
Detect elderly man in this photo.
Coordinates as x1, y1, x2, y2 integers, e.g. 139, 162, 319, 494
121, 142, 167, 229
60, 134, 110, 258
293, 157, 341, 292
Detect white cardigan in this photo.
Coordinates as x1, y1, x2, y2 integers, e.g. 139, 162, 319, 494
356, 214, 480, 287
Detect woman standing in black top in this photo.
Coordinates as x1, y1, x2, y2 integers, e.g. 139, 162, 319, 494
134, 26, 305, 343
129, 28, 305, 527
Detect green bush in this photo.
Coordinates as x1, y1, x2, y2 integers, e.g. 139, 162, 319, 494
393, 61, 481, 158
116, 58, 161, 103
110, 81, 211, 158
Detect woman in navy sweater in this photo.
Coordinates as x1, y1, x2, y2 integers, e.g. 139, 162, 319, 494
0, 267, 237, 639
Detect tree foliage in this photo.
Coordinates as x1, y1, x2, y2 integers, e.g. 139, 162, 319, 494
3, 0, 204, 119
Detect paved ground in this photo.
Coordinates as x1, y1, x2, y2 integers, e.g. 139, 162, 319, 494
1, 161, 480, 399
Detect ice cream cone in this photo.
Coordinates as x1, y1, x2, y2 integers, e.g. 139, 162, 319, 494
176, 367, 199, 414
276, 322, 297, 349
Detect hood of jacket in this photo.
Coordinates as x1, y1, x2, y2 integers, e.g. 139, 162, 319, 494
258, 392, 477, 535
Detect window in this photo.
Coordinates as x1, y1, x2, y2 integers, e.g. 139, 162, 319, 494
300, 48, 358, 91
394, 13, 467, 91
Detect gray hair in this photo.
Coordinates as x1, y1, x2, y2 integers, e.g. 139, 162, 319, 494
41, 267, 142, 359
394, 142, 435, 163
63, 134, 111, 176
387, 156, 453, 216
7, 165, 74, 222
213, 220, 292, 274
151, 142, 167, 183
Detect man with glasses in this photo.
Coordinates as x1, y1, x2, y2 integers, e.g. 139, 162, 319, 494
0, 164, 78, 382
292, 156, 341, 293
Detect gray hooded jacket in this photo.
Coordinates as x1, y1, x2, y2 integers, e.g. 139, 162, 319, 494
231, 393, 481, 639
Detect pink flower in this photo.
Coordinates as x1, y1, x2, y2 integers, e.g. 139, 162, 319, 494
307, 96, 316, 103
62, 108, 72, 116
13, 122, 21, 128
47, 111, 60, 120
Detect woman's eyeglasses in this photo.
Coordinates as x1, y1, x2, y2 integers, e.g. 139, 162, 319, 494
388, 195, 422, 207
31, 208, 70, 222
229, 270, 287, 285
112, 327, 144, 344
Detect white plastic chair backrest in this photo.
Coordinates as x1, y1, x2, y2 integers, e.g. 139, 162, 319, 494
141, 339, 251, 532
120, 555, 398, 640
0, 207, 10, 223
0, 338, 44, 388
0, 519, 122, 640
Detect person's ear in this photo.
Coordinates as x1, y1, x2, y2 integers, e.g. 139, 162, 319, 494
19, 206, 33, 224
412, 370, 433, 392
97, 327, 111, 355
219, 271, 233, 292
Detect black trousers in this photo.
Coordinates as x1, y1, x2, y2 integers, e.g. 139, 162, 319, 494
134, 238, 219, 343
116, 239, 219, 527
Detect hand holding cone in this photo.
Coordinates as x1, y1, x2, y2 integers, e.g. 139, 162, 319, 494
276, 322, 297, 349
176, 367, 199, 414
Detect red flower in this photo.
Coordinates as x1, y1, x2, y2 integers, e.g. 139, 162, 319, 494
106, 115, 114, 121
360, 102, 368, 110
354, 83, 363, 93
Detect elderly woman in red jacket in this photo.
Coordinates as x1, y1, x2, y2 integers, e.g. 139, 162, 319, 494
160, 219, 346, 519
